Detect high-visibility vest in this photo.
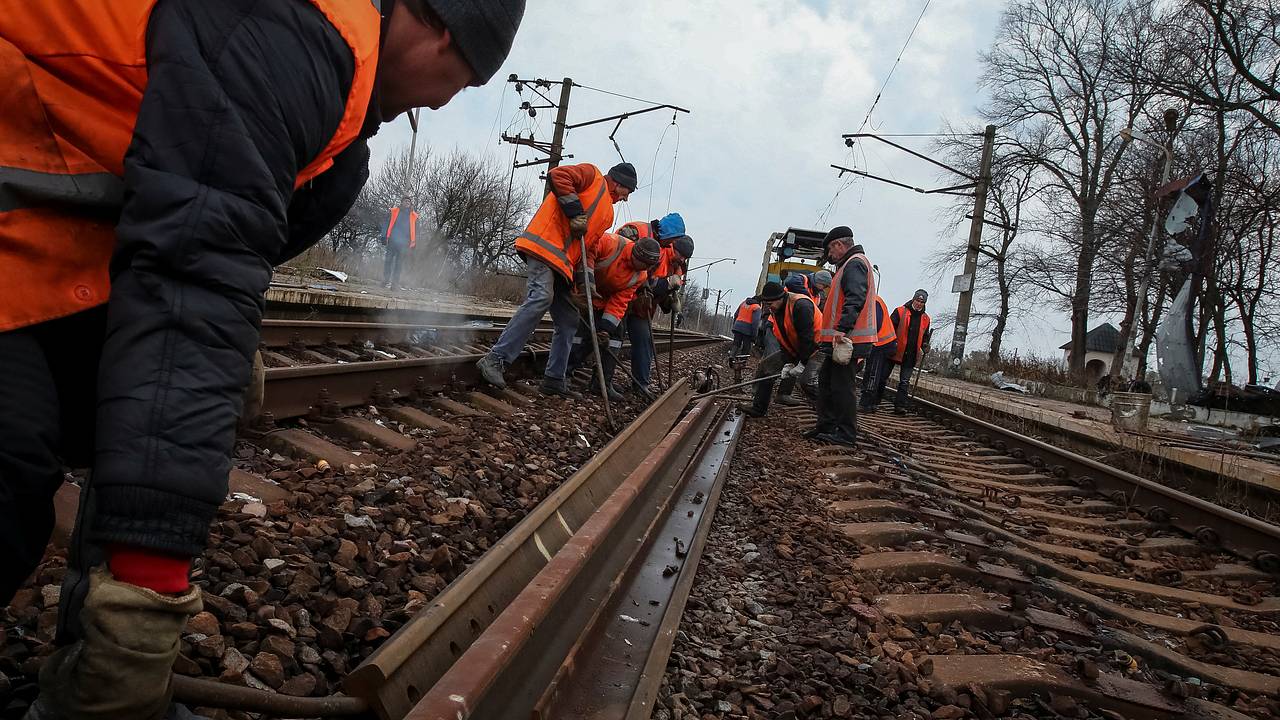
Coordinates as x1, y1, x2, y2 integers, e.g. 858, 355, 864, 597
0, 0, 381, 331
593, 233, 650, 325
386, 207, 419, 249
892, 305, 931, 363
873, 296, 896, 347
771, 292, 823, 360
819, 253, 877, 344
516, 164, 614, 281
735, 301, 758, 325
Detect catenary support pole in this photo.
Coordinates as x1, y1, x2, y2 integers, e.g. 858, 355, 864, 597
948, 124, 996, 373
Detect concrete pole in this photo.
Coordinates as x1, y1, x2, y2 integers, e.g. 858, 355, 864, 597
544, 78, 573, 196
948, 124, 997, 373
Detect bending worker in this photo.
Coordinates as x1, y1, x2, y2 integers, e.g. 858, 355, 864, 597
476, 161, 638, 393
624, 234, 694, 393
0, 1, 526, 718
740, 281, 821, 417
568, 234, 663, 399
859, 295, 898, 413
731, 297, 763, 359
810, 226, 877, 447
890, 290, 932, 414
776, 270, 831, 404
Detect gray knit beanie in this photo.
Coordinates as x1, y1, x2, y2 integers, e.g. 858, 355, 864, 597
812, 270, 833, 288
423, 0, 526, 84
632, 238, 662, 268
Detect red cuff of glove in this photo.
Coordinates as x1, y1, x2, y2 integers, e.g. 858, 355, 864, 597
107, 545, 192, 594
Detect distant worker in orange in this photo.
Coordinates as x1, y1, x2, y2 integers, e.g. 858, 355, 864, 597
890, 290, 932, 414
383, 196, 419, 290
859, 295, 898, 412
568, 234, 663, 399
730, 297, 763, 359
477, 162, 638, 394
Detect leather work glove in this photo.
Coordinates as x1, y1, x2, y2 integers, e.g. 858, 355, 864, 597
631, 293, 654, 317
596, 331, 612, 346
28, 569, 201, 720
568, 214, 589, 239
568, 290, 591, 316
782, 363, 805, 379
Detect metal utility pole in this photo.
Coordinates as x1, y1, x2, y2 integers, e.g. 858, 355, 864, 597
948, 124, 997, 373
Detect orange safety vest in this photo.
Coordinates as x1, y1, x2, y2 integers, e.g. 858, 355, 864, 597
873, 296, 896, 347
735, 301, 758, 325
892, 304, 931, 363
819, 252, 877, 344
386, 207, 419, 249
516, 164, 614, 281
0, 0, 381, 331
771, 291, 823, 360
593, 233, 649, 325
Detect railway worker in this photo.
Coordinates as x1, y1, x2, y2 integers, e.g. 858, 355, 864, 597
567, 235, 663, 399
809, 226, 878, 447
890, 290, 933, 414
859, 296, 899, 413
625, 234, 695, 394
476, 161, 639, 393
811, 270, 833, 306
0, 0, 526, 717
740, 282, 821, 417
383, 196, 419, 290
730, 297, 763, 359
617, 212, 686, 246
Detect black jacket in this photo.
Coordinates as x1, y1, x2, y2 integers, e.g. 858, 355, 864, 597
834, 245, 869, 334
91, 0, 375, 555
786, 295, 818, 361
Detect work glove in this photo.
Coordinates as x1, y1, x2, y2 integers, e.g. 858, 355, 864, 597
568, 291, 591, 316
631, 293, 654, 317
781, 363, 804, 379
568, 214, 590, 239
669, 292, 683, 314
29, 569, 201, 720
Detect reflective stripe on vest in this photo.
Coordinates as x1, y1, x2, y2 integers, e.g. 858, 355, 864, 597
0, 0, 381, 331
516, 177, 610, 279
892, 305, 930, 363
818, 253, 877, 343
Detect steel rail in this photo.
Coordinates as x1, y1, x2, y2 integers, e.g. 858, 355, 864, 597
914, 397, 1280, 567
259, 319, 706, 350
343, 382, 700, 719
402, 399, 731, 720
260, 336, 720, 420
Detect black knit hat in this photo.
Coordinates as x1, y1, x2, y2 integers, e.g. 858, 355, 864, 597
423, 0, 526, 84
672, 234, 695, 260
632, 238, 662, 267
607, 162, 639, 191
758, 281, 785, 302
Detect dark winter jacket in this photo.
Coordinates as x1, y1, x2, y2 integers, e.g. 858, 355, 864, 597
92, 0, 376, 555
835, 245, 869, 334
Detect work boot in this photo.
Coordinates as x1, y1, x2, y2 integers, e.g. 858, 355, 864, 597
815, 433, 857, 449
776, 394, 804, 407
588, 381, 624, 402
540, 376, 570, 396
476, 354, 507, 389
736, 404, 766, 418
893, 406, 908, 416
25, 570, 201, 720
802, 427, 822, 439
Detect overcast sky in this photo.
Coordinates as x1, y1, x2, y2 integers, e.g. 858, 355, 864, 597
367, 0, 1094, 358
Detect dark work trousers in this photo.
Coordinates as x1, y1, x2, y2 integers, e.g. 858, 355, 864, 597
0, 307, 107, 605
814, 348, 858, 443
625, 312, 654, 390
894, 357, 918, 410
730, 331, 754, 359
383, 244, 405, 287
569, 309, 626, 388
750, 350, 793, 414
860, 342, 897, 409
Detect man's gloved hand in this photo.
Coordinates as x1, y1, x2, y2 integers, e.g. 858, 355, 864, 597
568, 214, 590, 239
569, 291, 591, 315
28, 569, 201, 720
596, 331, 612, 346
631, 293, 654, 316
670, 292, 683, 314
782, 363, 804, 379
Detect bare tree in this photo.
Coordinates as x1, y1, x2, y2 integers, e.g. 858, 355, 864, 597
981, 0, 1160, 378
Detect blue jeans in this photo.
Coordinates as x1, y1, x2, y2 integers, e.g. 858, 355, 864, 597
626, 313, 654, 387
489, 257, 580, 381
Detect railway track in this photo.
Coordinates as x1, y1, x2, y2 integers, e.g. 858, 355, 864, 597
763, 399, 1280, 718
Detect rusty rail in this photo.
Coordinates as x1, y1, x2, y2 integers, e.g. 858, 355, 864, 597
259, 319, 706, 350
399, 400, 736, 720
913, 397, 1280, 567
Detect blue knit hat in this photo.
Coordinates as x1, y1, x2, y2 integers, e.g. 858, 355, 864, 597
656, 213, 686, 240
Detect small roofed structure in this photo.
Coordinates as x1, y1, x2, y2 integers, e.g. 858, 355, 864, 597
1059, 323, 1130, 383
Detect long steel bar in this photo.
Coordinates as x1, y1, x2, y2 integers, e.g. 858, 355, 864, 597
345, 383, 698, 719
